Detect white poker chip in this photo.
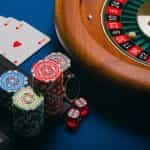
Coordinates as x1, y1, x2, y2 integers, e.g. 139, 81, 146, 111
45, 52, 71, 72
13, 87, 44, 111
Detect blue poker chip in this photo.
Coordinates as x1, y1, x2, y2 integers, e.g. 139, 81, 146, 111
0, 70, 28, 93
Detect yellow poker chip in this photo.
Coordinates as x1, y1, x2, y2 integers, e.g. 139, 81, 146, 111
45, 52, 71, 72
13, 87, 44, 111
31, 59, 61, 83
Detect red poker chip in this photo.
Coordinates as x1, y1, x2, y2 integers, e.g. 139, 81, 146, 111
46, 90, 64, 98
49, 105, 64, 112
46, 105, 64, 115
31, 60, 61, 83
46, 100, 64, 108
46, 97, 63, 104
45, 101, 63, 108
46, 106, 63, 113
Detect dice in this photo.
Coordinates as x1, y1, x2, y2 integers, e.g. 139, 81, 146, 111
65, 97, 89, 130
66, 108, 81, 129
73, 98, 89, 118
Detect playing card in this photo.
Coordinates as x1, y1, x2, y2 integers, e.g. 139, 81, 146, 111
0, 20, 50, 66
0, 18, 20, 55
0, 17, 20, 28
17, 21, 51, 46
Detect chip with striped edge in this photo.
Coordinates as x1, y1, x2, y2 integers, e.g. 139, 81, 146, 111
12, 86, 44, 111
45, 52, 71, 72
31, 59, 61, 83
0, 70, 28, 93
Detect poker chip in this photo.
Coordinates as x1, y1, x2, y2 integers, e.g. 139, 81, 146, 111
13, 87, 44, 111
0, 70, 28, 93
45, 52, 71, 72
31, 59, 61, 83
12, 87, 44, 138
45, 94, 65, 117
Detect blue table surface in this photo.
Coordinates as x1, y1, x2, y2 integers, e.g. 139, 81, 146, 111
1, 0, 150, 150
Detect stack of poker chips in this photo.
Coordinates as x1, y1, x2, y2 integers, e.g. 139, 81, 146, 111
12, 87, 44, 138
0, 70, 28, 110
31, 59, 65, 117
45, 52, 72, 113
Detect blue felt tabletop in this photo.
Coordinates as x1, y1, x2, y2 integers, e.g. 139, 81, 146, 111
0, 0, 150, 150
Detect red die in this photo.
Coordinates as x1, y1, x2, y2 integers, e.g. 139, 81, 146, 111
106, 6, 122, 16
114, 35, 129, 45
66, 108, 81, 129
74, 98, 89, 118
128, 46, 143, 57
106, 22, 122, 30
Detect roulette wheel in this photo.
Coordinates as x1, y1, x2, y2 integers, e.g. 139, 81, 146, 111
55, 0, 150, 91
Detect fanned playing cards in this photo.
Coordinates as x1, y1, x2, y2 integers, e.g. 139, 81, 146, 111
0, 16, 51, 66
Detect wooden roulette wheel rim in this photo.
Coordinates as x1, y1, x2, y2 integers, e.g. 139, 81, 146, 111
55, 0, 150, 91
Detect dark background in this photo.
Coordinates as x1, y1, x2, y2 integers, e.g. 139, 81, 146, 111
1, 0, 150, 149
